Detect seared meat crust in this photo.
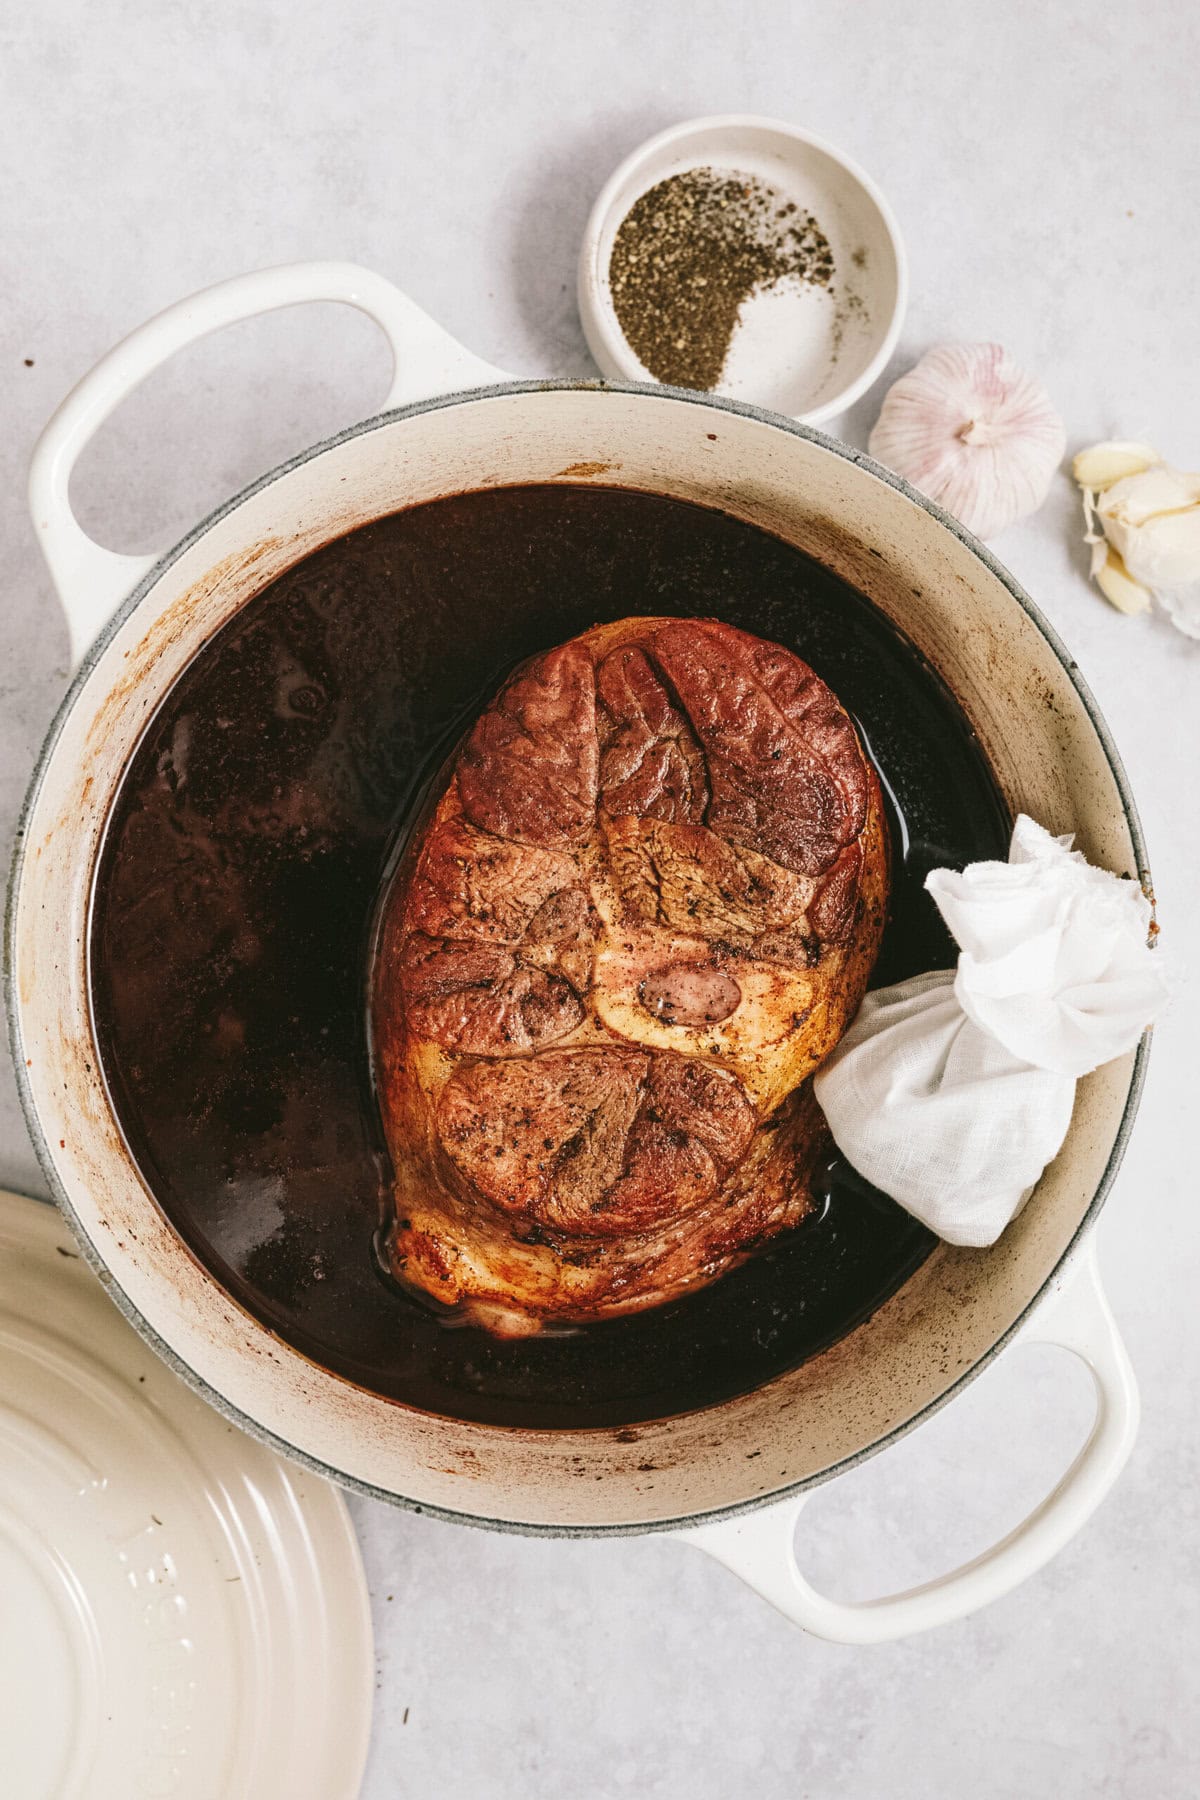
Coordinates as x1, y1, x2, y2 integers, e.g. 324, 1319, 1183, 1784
372, 617, 887, 1333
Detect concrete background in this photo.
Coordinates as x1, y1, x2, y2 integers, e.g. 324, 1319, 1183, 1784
2, 3, 1197, 1794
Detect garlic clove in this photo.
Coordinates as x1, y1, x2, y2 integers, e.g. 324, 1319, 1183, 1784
1096, 465, 1200, 587
1097, 463, 1200, 527
868, 344, 1066, 541
1071, 441, 1160, 491
1111, 507, 1200, 590
1072, 440, 1200, 629
1091, 545, 1153, 616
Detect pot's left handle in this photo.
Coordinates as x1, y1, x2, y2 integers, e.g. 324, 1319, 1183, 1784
29, 261, 510, 669
675, 1236, 1138, 1642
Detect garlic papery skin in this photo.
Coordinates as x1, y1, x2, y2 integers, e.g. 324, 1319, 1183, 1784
1074, 442, 1200, 635
868, 343, 1066, 540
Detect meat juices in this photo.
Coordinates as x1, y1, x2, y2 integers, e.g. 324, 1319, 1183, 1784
90, 485, 1008, 1427
372, 617, 889, 1334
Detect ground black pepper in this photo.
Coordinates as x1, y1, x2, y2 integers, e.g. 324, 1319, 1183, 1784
608, 166, 835, 391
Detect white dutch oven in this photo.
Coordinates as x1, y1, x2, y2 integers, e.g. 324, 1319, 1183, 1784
10, 262, 1147, 1643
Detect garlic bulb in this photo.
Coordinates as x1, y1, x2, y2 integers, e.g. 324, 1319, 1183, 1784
868, 344, 1066, 539
1073, 441, 1200, 635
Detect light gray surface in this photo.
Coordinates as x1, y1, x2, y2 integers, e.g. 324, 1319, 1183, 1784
3, 3, 1198, 1796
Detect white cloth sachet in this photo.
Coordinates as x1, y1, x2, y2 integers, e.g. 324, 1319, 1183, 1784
812, 815, 1168, 1247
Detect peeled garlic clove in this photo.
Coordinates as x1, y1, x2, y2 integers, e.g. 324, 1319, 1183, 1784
1071, 441, 1160, 491
1097, 466, 1200, 587
1072, 441, 1200, 628
1091, 545, 1152, 616
868, 343, 1066, 540
1113, 508, 1200, 590
1098, 464, 1198, 527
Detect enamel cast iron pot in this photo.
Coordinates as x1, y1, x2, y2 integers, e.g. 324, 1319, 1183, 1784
11, 263, 1148, 1644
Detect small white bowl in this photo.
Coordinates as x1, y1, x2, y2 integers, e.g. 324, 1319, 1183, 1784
578, 115, 907, 426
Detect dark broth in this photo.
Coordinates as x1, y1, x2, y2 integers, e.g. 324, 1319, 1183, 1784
90, 485, 1008, 1427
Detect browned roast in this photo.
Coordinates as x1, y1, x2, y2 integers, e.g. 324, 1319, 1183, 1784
437, 1048, 647, 1222
602, 813, 815, 939
596, 1055, 758, 1234
596, 644, 709, 823
437, 1049, 756, 1238
406, 814, 580, 945
399, 934, 583, 1057
650, 619, 869, 877
808, 840, 865, 944
457, 639, 598, 848
372, 615, 889, 1333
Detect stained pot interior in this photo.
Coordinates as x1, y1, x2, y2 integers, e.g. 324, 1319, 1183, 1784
13, 385, 1141, 1529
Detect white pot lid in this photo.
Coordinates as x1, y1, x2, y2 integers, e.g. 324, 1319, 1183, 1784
0, 1189, 374, 1799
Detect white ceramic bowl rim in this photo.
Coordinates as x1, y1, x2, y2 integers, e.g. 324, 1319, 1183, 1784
7, 375, 1151, 1537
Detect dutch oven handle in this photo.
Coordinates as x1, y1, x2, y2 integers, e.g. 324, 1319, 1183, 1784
676, 1235, 1138, 1642
28, 261, 509, 669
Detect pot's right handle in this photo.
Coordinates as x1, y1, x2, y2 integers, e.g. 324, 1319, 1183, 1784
677, 1236, 1138, 1643
29, 260, 509, 669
